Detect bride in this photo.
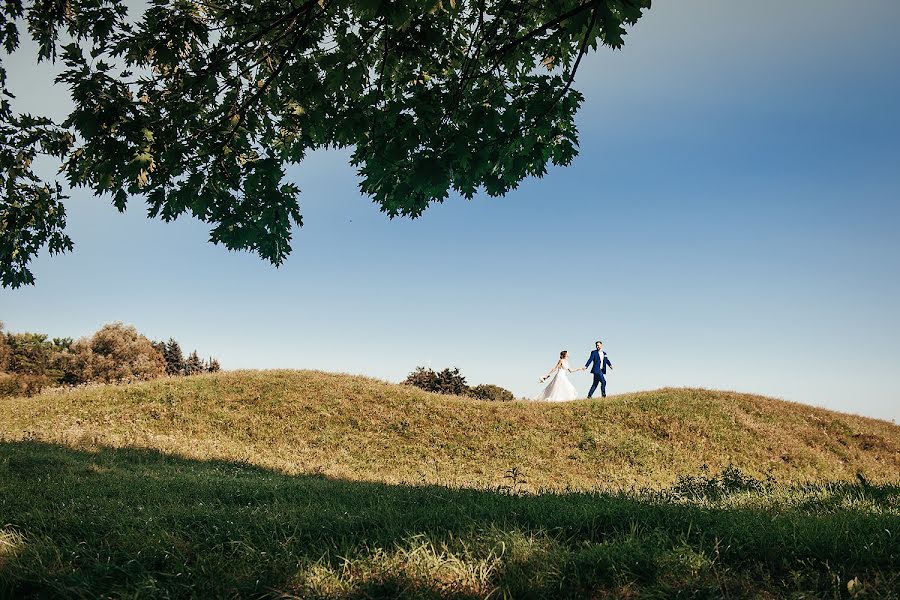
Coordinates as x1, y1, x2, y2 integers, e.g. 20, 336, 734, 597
537, 350, 584, 401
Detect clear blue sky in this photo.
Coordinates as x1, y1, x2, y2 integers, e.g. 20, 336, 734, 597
2, 1, 899, 422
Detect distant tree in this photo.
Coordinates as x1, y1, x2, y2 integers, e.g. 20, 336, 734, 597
206, 357, 221, 373
0, 372, 49, 397
0, 322, 52, 395
46, 337, 76, 382
0, 322, 10, 372
403, 366, 470, 396
66, 322, 166, 383
469, 384, 515, 402
1, 327, 77, 384
404, 365, 515, 400
0, 0, 650, 287
163, 338, 185, 376
151, 340, 167, 360
403, 366, 439, 392
50, 356, 80, 385
0, 372, 16, 396
184, 350, 204, 375
51, 337, 74, 351
5, 332, 52, 375
433, 367, 470, 396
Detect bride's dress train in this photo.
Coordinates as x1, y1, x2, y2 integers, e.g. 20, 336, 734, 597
537, 358, 579, 402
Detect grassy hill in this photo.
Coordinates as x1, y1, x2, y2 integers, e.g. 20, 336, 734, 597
1, 370, 898, 598
1, 369, 897, 489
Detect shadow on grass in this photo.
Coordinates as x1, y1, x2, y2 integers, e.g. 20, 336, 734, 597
1, 441, 898, 599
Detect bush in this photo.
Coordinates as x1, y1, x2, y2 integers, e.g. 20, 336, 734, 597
0, 322, 10, 371
403, 366, 439, 391
403, 367, 513, 400
0, 372, 51, 397
403, 366, 469, 396
469, 384, 515, 402
434, 368, 470, 395
671, 464, 768, 501
64, 323, 167, 384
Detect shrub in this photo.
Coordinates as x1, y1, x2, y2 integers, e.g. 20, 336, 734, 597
0, 372, 14, 396
671, 464, 767, 501
403, 366, 440, 392
0, 322, 10, 371
435, 368, 469, 395
0, 372, 51, 397
404, 366, 512, 400
403, 366, 471, 396
51, 337, 73, 351
469, 384, 515, 402
151, 340, 167, 359
65, 323, 167, 384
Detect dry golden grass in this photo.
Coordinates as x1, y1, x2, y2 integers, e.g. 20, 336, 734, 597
1, 369, 897, 489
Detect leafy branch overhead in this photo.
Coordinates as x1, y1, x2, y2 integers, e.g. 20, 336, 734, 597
0, 0, 650, 287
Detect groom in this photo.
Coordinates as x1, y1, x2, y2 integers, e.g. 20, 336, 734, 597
585, 341, 613, 398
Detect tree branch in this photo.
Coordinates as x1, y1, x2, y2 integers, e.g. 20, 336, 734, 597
489, 0, 596, 59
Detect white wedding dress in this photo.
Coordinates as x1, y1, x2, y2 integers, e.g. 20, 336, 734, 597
537, 358, 579, 402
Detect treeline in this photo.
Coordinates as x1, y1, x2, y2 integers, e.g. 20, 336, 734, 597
0, 321, 220, 397
403, 366, 515, 402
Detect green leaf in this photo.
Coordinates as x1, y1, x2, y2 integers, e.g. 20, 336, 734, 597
0, 0, 652, 287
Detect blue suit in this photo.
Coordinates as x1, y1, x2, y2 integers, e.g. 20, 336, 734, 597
585, 350, 612, 398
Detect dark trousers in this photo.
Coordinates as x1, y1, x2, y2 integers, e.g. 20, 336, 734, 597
588, 372, 606, 398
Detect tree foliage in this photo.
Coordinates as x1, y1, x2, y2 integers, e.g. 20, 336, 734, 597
0, 322, 9, 371
4, 332, 53, 375
0, 0, 650, 287
64, 322, 167, 383
404, 365, 468, 395
0, 321, 222, 395
162, 338, 185, 376
469, 382, 515, 402
184, 349, 204, 375
1, 326, 73, 391
403, 365, 513, 400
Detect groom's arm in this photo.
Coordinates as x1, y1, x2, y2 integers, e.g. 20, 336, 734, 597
585, 354, 593, 369
606, 355, 613, 369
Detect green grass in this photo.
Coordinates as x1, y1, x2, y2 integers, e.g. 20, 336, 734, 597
1, 442, 898, 598
0, 370, 898, 597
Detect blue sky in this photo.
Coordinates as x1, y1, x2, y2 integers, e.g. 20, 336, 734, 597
2, 1, 899, 421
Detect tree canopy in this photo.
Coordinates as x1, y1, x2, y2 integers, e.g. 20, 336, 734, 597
0, 0, 650, 287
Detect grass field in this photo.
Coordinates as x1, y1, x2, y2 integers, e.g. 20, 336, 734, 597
1, 370, 898, 597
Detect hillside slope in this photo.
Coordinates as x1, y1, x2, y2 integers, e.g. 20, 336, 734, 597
1, 369, 897, 488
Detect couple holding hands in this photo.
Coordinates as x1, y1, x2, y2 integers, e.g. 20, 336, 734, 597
538, 341, 613, 402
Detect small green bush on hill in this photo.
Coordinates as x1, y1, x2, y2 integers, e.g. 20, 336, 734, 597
403, 366, 514, 401
469, 383, 515, 402
0, 372, 48, 397
403, 366, 469, 395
